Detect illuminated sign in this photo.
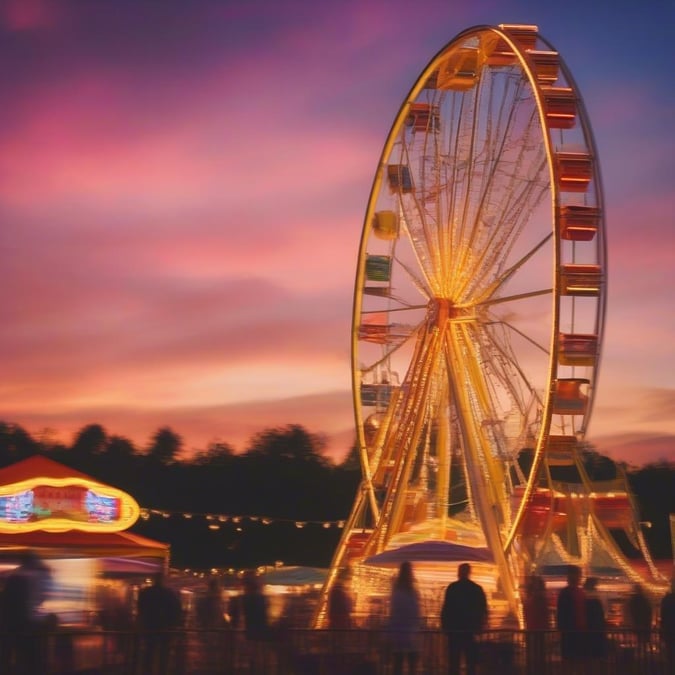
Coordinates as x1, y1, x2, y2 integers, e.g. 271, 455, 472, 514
0, 478, 140, 533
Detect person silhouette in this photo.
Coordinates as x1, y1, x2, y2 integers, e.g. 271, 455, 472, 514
556, 565, 587, 669
197, 577, 224, 629
388, 561, 421, 675
229, 571, 271, 674
137, 573, 183, 675
234, 570, 270, 640
327, 572, 354, 630
1, 551, 52, 675
626, 583, 652, 659
441, 562, 488, 675
524, 574, 548, 675
583, 576, 608, 660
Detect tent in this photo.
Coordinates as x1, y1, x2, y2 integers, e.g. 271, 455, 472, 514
0, 455, 95, 484
0, 455, 168, 568
0, 529, 168, 564
363, 540, 494, 567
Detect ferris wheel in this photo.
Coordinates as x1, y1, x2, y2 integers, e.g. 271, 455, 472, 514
317, 23, 608, 623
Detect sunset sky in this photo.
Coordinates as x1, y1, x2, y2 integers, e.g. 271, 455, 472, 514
1, 0, 673, 466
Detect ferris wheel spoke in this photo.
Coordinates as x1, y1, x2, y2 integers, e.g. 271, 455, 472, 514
477, 287, 552, 307
475, 231, 553, 304
454, 78, 533, 283
392, 251, 433, 301
477, 320, 546, 422
485, 317, 550, 356
461, 324, 519, 455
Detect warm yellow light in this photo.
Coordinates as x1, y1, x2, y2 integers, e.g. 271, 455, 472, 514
0, 477, 139, 533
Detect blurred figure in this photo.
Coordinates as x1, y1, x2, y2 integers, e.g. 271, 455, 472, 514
327, 570, 354, 630
4, 550, 51, 624
137, 574, 183, 675
195, 577, 226, 668
626, 583, 652, 657
660, 578, 675, 675
524, 574, 548, 675
98, 585, 132, 659
441, 562, 488, 675
230, 570, 270, 640
196, 577, 225, 629
230, 571, 271, 674
0, 551, 52, 674
556, 565, 587, 668
583, 577, 608, 661
387, 561, 421, 675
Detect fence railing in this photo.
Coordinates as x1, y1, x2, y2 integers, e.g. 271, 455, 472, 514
1, 626, 672, 674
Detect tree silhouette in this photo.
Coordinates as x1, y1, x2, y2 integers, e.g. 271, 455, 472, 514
106, 434, 136, 460
341, 443, 360, 471
0, 420, 670, 568
146, 426, 183, 465
628, 461, 675, 559
72, 423, 108, 457
247, 424, 329, 466
0, 422, 41, 466
193, 440, 235, 467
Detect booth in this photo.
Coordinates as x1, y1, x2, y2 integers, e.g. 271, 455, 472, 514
0, 455, 168, 625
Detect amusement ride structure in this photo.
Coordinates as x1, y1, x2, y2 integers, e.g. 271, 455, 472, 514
315, 24, 667, 627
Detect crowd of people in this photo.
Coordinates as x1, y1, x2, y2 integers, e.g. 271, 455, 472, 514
548, 564, 675, 674
1, 550, 674, 674
324, 561, 675, 675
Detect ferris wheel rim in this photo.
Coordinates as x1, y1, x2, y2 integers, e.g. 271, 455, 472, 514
352, 23, 606, 542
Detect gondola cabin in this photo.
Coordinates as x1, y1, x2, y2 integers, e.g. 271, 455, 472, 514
591, 493, 634, 530
406, 103, 440, 133
556, 151, 593, 192
437, 46, 480, 91
372, 211, 400, 240
512, 486, 567, 536
360, 382, 394, 408
559, 205, 599, 241
559, 333, 598, 367
529, 50, 560, 84
387, 165, 413, 193
542, 87, 577, 129
560, 264, 602, 297
483, 25, 538, 67
552, 378, 589, 415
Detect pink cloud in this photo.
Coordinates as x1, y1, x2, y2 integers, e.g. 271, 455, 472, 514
2, 284, 351, 391
590, 387, 675, 455
1, 0, 58, 32
593, 432, 675, 468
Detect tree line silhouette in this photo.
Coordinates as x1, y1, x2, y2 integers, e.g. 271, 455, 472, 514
0, 421, 672, 569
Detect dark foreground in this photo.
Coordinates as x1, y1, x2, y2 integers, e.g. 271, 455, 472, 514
1, 627, 673, 674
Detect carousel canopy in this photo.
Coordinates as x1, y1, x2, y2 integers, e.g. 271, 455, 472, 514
0, 455, 167, 563
0, 528, 168, 560
0, 455, 94, 483
363, 540, 494, 567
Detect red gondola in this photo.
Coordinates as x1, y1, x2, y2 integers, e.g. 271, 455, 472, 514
512, 486, 567, 536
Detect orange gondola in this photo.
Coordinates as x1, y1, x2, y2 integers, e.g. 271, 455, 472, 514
512, 487, 567, 536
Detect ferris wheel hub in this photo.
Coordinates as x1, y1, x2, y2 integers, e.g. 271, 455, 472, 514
430, 297, 474, 326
